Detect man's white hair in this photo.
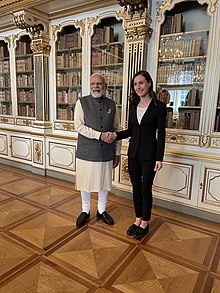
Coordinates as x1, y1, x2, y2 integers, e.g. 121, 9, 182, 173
90, 73, 107, 84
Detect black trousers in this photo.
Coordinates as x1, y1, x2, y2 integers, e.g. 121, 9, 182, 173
128, 154, 156, 221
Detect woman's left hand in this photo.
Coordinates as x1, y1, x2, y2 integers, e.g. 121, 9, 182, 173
154, 161, 163, 172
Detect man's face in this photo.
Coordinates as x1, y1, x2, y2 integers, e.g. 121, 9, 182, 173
90, 75, 106, 98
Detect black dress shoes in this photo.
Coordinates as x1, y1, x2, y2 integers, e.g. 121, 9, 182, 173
96, 211, 114, 225
127, 224, 139, 236
133, 225, 149, 239
76, 212, 90, 227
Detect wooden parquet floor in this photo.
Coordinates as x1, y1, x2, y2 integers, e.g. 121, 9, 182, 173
0, 163, 219, 293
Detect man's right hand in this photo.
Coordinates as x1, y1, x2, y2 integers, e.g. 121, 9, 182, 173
100, 132, 116, 143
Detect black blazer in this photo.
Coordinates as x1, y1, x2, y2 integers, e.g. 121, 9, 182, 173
116, 99, 166, 161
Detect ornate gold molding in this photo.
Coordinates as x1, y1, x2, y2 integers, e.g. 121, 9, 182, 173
13, 10, 48, 38
54, 122, 75, 131
118, 0, 151, 42
16, 118, 33, 126
118, 0, 148, 18
31, 40, 50, 55
156, 0, 218, 22
166, 133, 200, 146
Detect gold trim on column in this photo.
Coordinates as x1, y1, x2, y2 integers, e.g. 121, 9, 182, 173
88, 16, 99, 36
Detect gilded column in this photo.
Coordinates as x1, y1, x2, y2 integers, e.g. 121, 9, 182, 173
117, 0, 152, 121
13, 10, 52, 129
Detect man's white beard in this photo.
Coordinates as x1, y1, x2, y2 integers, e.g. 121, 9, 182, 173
91, 89, 105, 98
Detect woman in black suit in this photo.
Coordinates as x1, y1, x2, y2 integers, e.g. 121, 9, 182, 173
116, 70, 166, 239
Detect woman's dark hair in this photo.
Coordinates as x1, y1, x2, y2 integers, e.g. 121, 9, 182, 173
129, 70, 158, 106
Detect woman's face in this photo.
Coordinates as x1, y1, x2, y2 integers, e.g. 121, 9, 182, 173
133, 74, 151, 98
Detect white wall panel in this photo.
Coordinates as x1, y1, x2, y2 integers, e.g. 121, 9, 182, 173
0, 134, 8, 156
11, 136, 31, 161
49, 141, 75, 171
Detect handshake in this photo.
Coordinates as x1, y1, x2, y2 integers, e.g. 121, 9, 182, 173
100, 132, 117, 143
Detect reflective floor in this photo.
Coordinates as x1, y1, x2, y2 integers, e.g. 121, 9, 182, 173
0, 163, 219, 292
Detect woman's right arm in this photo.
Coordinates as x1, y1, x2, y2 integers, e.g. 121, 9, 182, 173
115, 107, 133, 140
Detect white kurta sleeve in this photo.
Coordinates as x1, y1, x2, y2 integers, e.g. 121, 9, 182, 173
74, 99, 101, 140
114, 106, 122, 156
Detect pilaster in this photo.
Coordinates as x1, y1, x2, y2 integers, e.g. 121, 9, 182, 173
13, 10, 52, 130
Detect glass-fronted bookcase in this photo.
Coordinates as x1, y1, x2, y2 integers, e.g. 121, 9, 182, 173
55, 25, 82, 121
15, 35, 35, 118
0, 40, 11, 116
156, 1, 210, 131
91, 17, 124, 114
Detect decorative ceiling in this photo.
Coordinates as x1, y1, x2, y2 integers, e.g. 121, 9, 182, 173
0, 0, 117, 32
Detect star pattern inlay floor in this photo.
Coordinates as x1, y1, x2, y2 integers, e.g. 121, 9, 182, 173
0, 163, 219, 292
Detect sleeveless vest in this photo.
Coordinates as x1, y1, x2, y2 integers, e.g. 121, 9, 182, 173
76, 95, 116, 162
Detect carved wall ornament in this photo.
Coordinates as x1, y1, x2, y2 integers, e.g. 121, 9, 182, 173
34, 142, 42, 163
166, 133, 200, 145
54, 122, 75, 131
156, 0, 217, 22
31, 41, 51, 55
13, 10, 49, 39
210, 137, 220, 148
118, 0, 149, 18
200, 134, 210, 148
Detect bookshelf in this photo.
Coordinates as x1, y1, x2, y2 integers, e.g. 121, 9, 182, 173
0, 40, 12, 116
91, 17, 124, 111
15, 35, 35, 118
56, 25, 82, 121
157, 1, 210, 130
214, 84, 220, 132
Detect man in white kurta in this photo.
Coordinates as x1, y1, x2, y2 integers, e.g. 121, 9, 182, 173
74, 73, 121, 227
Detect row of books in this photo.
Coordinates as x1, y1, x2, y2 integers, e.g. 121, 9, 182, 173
161, 13, 183, 35
92, 26, 115, 45
0, 104, 12, 115
0, 76, 10, 87
57, 107, 74, 121
184, 87, 201, 106
0, 45, 9, 58
56, 52, 82, 69
18, 104, 35, 117
0, 60, 9, 73
0, 90, 11, 100
16, 58, 33, 72
92, 45, 123, 65
166, 111, 174, 128
159, 36, 204, 60
17, 89, 34, 102
107, 89, 122, 105
157, 63, 205, 84
93, 68, 123, 86
17, 75, 34, 87
16, 42, 32, 56
57, 32, 82, 50
178, 111, 200, 130
57, 90, 80, 104
214, 114, 220, 132
56, 72, 82, 87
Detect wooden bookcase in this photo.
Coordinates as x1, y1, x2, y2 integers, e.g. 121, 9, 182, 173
15, 35, 35, 118
0, 40, 11, 116
55, 25, 82, 121
157, 1, 210, 130
91, 17, 124, 111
